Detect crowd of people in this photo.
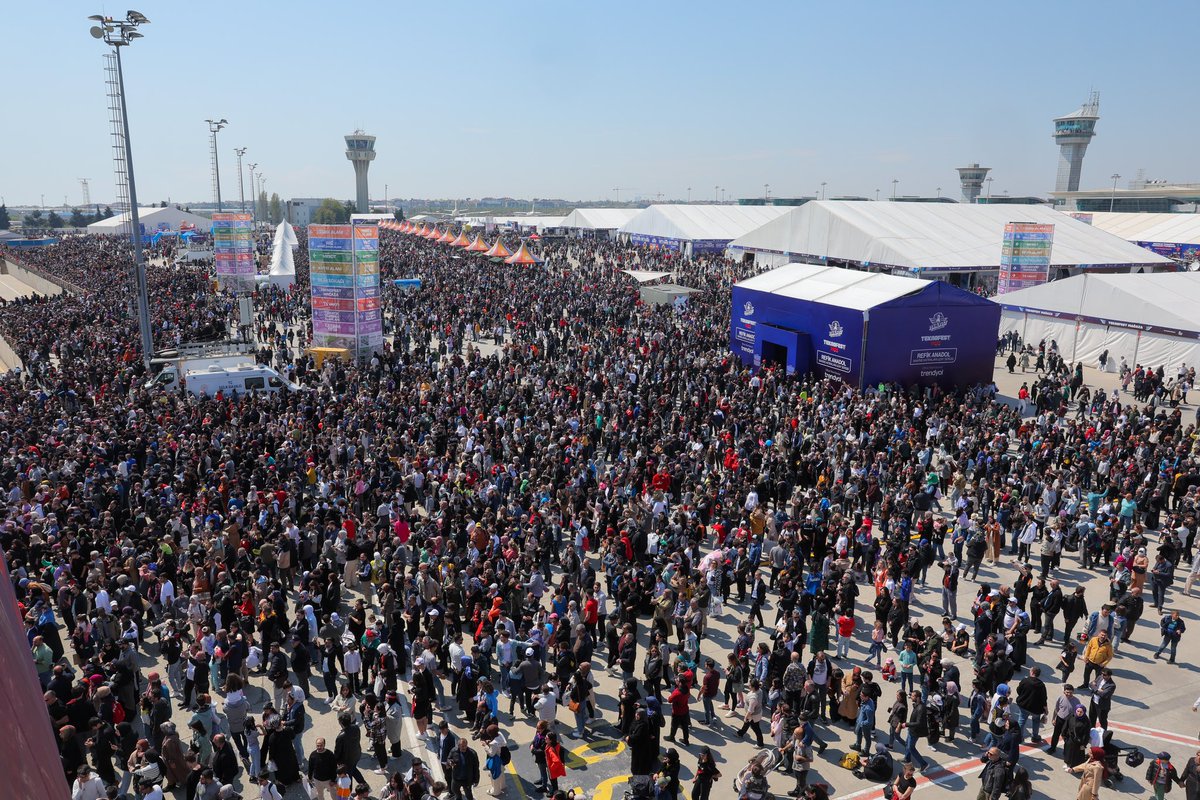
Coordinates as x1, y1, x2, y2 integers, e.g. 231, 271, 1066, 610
0, 226, 1197, 800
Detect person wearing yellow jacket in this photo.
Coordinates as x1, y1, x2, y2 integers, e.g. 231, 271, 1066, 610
1081, 632, 1113, 688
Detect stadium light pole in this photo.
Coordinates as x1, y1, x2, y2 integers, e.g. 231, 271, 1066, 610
89, 10, 153, 368
892, 178, 899, 200
234, 147, 247, 212
206, 119, 228, 210
1110, 173, 1121, 212
247, 163, 258, 227
821, 182, 827, 200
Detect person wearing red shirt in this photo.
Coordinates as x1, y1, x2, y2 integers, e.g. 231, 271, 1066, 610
666, 681, 691, 746
836, 611, 856, 659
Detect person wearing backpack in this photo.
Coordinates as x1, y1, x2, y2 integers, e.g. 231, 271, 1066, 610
1147, 752, 1179, 800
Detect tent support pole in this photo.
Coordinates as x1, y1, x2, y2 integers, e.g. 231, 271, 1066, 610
859, 314, 870, 389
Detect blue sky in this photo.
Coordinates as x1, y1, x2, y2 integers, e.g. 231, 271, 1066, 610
5, 1, 1197, 207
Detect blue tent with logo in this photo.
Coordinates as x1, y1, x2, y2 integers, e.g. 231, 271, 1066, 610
731, 263, 999, 388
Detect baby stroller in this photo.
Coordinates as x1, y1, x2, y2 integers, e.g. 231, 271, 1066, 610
733, 747, 782, 800
1102, 730, 1134, 788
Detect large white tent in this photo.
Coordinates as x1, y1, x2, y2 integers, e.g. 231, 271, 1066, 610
727, 201, 1172, 276
560, 208, 640, 236
1083, 212, 1200, 262
87, 206, 213, 234
998, 272, 1200, 369
618, 204, 790, 255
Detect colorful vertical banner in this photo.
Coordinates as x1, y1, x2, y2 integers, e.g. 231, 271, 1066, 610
211, 212, 255, 292
997, 222, 1054, 295
308, 223, 383, 359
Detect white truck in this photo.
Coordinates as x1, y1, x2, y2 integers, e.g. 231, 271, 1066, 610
147, 352, 299, 397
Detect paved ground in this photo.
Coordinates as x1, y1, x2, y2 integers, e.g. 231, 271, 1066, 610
72, 344, 1200, 799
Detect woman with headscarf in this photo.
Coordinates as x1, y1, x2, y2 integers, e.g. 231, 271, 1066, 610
619, 678, 642, 735
1066, 746, 1108, 800
158, 722, 190, 789
1064, 704, 1092, 768
267, 717, 301, 785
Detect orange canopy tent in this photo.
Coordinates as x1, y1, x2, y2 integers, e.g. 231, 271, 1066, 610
450, 229, 472, 247
505, 240, 543, 265
465, 234, 489, 253
484, 238, 512, 259
425, 226, 443, 239
438, 228, 458, 244
528, 232, 542, 240
414, 223, 428, 237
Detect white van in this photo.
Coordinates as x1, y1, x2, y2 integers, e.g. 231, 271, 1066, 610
149, 361, 300, 397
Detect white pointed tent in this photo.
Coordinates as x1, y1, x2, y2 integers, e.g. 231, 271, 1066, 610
263, 220, 297, 289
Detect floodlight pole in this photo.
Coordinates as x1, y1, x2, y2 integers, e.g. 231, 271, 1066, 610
91, 11, 153, 368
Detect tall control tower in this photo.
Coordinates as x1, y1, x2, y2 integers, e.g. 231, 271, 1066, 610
345, 130, 376, 213
956, 163, 991, 204
1053, 92, 1099, 193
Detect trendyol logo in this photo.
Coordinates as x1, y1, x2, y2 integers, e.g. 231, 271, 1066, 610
828, 320, 844, 338
929, 312, 949, 332
743, 301, 755, 317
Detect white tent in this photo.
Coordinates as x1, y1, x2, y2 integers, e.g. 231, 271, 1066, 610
264, 220, 296, 290
621, 269, 674, 283
560, 208, 640, 234
87, 206, 213, 234
998, 272, 1200, 369
618, 204, 790, 255
278, 220, 299, 249
727, 201, 1173, 275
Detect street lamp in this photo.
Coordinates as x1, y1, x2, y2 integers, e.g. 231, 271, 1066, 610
713, 185, 718, 203
875, 189, 880, 201
986, 177, 994, 199
206, 118, 228, 210
891, 179, 899, 200
89, 10, 153, 368
687, 187, 691, 204
234, 147, 247, 212
764, 183, 770, 201
247, 163, 257, 226
936, 186, 942, 199
821, 182, 827, 200
1110, 173, 1121, 212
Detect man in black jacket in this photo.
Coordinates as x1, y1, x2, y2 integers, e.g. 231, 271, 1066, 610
211, 733, 239, 785
333, 713, 368, 785
307, 737, 338, 799
267, 642, 290, 709
447, 735, 481, 800
978, 746, 1011, 800
1014, 667, 1048, 744
1038, 580, 1064, 644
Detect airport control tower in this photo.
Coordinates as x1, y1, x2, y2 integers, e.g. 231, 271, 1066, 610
345, 130, 376, 213
956, 163, 991, 204
1053, 92, 1100, 193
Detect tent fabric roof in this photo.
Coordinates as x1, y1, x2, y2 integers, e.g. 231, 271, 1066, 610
268, 222, 296, 276
998, 272, 1200, 335
87, 206, 214, 232
728, 201, 1172, 272
622, 269, 674, 283
1086, 212, 1200, 246
505, 241, 543, 265
619, 204, 791, 242
736, 263, 939, 311
561, 208, 640, 230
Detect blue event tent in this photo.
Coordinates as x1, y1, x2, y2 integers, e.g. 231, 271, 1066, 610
731, 264, 1000, 388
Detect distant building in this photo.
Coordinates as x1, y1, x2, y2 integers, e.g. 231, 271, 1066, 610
1050, 184, 1200, 213
976, 196, 1051, 206
286, 198, 326, 228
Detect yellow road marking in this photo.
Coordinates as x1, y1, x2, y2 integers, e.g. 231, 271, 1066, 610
593, 775, 690, 800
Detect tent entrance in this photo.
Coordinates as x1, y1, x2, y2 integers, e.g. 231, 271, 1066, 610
754, 324, 810, 375
761, 340, 788, 369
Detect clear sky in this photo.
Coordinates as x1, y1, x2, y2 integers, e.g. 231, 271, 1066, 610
5, 1, 1197, 208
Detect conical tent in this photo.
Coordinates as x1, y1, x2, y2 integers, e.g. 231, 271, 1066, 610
438, 228, 457, 244
425, 226, 443, 239
484, 238, 512, 259
277, 220, 299, 249
450, 229, 471, 247
465, 234, 489, 252
505, 240, 543, 265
